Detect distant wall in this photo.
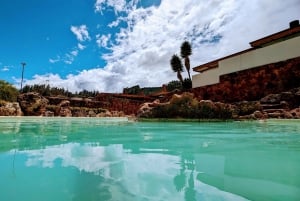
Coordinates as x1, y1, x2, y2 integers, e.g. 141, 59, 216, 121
94, 94, 151, 115
192, 56, 300, 102
193, 36, 300, 88
47, 94, 148, 115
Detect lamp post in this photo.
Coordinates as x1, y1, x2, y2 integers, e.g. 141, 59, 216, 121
20, 62, 26, 92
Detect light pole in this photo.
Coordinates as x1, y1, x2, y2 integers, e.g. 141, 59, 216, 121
20, 62, 26, 92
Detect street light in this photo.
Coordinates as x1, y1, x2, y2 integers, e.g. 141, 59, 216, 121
20, 62, 26, 92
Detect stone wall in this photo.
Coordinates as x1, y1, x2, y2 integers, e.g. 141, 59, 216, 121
47, 94, 152, 115
192, 56, 300, 102
94, 94, 154, 115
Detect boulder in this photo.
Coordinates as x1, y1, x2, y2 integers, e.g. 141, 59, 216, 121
96, 110, 112, 117
71, 108, 87, 117
253, 110, 265, 119
234, 101, 262, 116
44, 110, 54, 117
282, 110, 293, 119
88, 110, 96, 117
17, 92, 49, 116
290, 107, 300, 118
137, 102, 154, 118
260, 94, 281, 104
57, 100, 72, 117
0, 102, 23, 116
199, 100, 216, 108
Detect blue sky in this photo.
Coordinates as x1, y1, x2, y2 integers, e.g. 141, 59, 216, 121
0, 0, 299, 92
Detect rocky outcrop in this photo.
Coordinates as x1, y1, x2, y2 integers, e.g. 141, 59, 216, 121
13, 86, 300, 119
0, 102, 23, 116
56, 100, 72, 117
137, 88, 300, 120
138, 93, 235, 119
17, 92, 49, 116
137, 100, 159, 118
233, 101, 262, 117
259, 87, 300, 119
16, 92, 137, 117
71, 107, 109, 117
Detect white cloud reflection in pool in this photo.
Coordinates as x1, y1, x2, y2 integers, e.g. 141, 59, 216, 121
18, 143, 249, 201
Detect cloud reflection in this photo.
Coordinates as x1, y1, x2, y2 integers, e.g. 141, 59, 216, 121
19, 143, 249, 201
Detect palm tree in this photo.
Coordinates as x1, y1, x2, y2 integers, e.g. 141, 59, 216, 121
180, 41, 192, 80
170, 54, 184, 84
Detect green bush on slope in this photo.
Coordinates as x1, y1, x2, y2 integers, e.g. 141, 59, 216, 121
152, 93, 233, 119
0, 80, 19, 102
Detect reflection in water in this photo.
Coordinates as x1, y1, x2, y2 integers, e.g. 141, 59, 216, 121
5, 143, 248, 201
174, 156, 196, 201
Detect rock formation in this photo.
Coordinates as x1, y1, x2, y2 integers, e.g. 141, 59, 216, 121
2, 86, 299, 119
137, 88, 300, 120
17, 92, 49, 116
56, 100, 72, 117
0, 102, 23, 116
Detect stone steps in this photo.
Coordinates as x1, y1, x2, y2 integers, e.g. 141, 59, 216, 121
263, 108, 285, 113
261, 103, 282, 109
262, 106, 286, 118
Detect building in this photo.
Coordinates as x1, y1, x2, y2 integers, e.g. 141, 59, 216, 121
192, 20, 300, 102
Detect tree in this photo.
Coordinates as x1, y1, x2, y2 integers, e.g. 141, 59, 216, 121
180, 41, 192, 80
170, 54, 184, 84
0, 80, 19, 102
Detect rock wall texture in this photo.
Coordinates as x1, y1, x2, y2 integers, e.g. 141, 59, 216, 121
94, 93, 153, 115
0, 102, 23, 116
192, 56, 300, 102
17, 92, 49, 116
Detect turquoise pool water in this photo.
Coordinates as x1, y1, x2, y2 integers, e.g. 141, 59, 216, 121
0, 117, 299, 201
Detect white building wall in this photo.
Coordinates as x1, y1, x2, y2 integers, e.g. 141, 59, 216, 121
193, 36, 300, 88
192, 67, 219, 88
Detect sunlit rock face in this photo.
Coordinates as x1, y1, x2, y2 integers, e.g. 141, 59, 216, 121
56, 100, 72, 117
0, 102, 23, 116
17, 92, 49, 116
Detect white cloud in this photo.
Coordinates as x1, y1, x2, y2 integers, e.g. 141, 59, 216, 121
29, 0, 300, 92
71, 50, 78, 56
96, 34, 111, 48
95, 0, 127, 14
78, 43, 86, 50
1, 66, 10, 71
62, 49, 79, 65
51, 26, 89, 65
19, 143, 248, 200
50, 48, 82, 65
49, 57, 60, 64
70, 25, 91, 42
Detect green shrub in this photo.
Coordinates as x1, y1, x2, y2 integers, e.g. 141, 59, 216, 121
151, 93, 233, 119
152, 93, 199, 118
182, 78, 192, 90
0, 80, 19, 102
198, 103, 215, 119
166, 80, 182, 92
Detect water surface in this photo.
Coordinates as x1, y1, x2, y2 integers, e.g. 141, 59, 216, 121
0, 117, 299, 201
